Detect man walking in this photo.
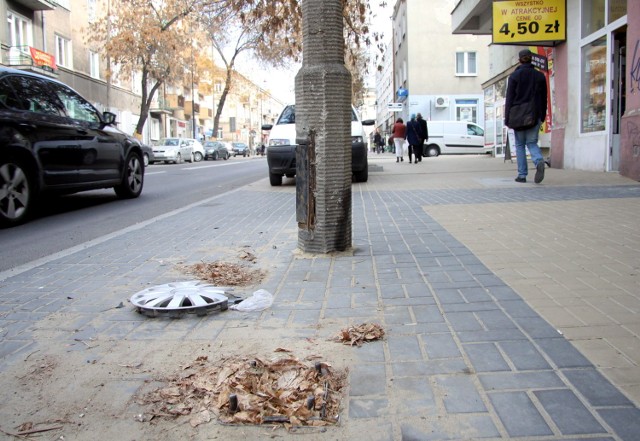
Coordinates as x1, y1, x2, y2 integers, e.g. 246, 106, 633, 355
417, 113, 428, 161
504, 48, 548, 183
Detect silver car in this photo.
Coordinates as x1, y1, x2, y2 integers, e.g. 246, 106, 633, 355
152, 137, 195, 164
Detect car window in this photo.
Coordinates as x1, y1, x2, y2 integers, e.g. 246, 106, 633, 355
51, 83, 101, 124
162, 138, 179, 146
351, 109, 358, 122
467, 124, 484, 136
1, 75, 65, 115
277, 105, 295, 124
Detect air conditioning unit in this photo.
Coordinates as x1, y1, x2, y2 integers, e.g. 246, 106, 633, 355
434, 96, 449, 108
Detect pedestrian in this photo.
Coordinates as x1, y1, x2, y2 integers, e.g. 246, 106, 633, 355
391, 117, 406, 162
417, 113, 428, 160
373, 129, 384, 154
504, 48, 548, 184
406, 114, 424, 164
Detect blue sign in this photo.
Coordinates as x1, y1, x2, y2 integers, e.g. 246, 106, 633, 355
397, 88, 408, 97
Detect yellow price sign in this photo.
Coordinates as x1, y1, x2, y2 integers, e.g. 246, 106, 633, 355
492, 0, 566, 44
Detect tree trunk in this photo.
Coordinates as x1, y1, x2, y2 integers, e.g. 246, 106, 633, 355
295, 0, 352, 253
134, 68, 162, 139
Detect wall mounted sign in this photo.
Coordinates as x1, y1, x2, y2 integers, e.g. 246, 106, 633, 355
492, 0, 566, 46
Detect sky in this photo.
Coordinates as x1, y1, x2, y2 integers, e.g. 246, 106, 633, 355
235, 1, 393, 104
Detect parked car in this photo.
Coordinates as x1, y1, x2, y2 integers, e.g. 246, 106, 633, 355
261, 104, 374, 186
424, 121, 491, 157
232, 142, 250, 157
152, 137, 196, 164
141, 144, 154, 166
203, 141, 230, 160
0, 67, 144, 227
188, 139, 205, 162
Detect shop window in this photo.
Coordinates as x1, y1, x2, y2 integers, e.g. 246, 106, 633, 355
581, 37, 607, 133
455, 99, 477, 123
581, 0, 605, 38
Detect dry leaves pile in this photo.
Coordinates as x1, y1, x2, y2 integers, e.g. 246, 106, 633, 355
335, 323, 385, 346
183, 261, 264, 287
139, 354, 347, 429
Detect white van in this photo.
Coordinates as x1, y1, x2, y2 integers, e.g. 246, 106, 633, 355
424, 121, 491, 157
262, 104, 374, 186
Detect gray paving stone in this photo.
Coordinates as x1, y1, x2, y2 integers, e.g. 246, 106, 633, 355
464, 342, 510, 372
391, 376, 435, 411
563, 368, 634, 406
499, 299, 540, 317
348, 398, 388, 419
536, 338, 592, 368
350, 363, 387, 396
446, 312, 483, 332
489, 391, 553, 437
598, 407, 640, 441
383, 306, 413, 324
290, 308, 321, 325
392, 359, 468, 377
412, 305, 446, 323
436, 375, 487, 413
486, 285, 523, 301
433, 288, 464, 303
387, 335, 422, 361
499, 340, 551, 370
457, 328, 527, 343
458, 287, 492, 303
353, 341, 386, 363
483, 363, 558, 391
475, 309, 518, 330
423, 333, 460, 359
534, 389, 606, 435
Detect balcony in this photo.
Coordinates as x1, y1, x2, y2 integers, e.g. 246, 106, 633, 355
2, 46, 57, 76
149, 97, 172, 115
12, 0, 55, 10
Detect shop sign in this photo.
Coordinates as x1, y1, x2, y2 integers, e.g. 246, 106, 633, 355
29, 47, 56, 70
492, 0, 566, 45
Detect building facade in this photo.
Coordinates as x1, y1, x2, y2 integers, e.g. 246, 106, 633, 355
389, 0, 491, 127
453, 0, 638, 180
2, 0, 284, 148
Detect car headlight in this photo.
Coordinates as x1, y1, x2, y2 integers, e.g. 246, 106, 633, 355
269, 139, 291, 146
352, 136, 363, 144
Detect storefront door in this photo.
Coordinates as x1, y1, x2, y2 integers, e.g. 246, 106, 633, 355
610, 27, 626, 171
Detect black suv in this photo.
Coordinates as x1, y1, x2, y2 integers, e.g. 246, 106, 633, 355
0, 67, 144, 227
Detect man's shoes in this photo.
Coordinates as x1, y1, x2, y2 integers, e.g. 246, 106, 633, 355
409, 159, 412, 163
534, 161, 545, 183
401, 157, 403, 162
515, 177, 526, 183
396, 158, 399, 163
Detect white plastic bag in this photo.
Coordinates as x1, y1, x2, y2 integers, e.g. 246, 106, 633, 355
230, 289, 273, 312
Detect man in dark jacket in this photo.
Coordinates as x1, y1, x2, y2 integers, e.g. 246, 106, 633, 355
505, 48, 548, 183
417, 113, 428, 160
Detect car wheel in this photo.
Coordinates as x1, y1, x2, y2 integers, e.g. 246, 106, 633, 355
194, 152, 203, 162
212, 152, 218, 160
269, 173, 282, 186
143, 152, 150, 167
353, 166, 368, 183
114, 151, 144, 199
224, 153, 229, 160
0, 157, 35, 227
426, 144, 440, 157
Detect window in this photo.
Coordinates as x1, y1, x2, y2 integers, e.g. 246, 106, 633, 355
456, 99, 478, 123
87, 0, 97, 22
55, 35, 73, 69
53, 83, 100, 123
89, 51, 100, 79
1, 75, 64, 115
456, 52, 477, 76
7, 11, 33, 49
110, 63, 122, 87
581, 37, 607, 133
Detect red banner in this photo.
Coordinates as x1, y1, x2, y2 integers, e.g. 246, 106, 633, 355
29, 47, 56, 70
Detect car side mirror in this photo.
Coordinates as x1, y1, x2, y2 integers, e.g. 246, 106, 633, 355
362, 119, 375, 126
103, 111, 117, 125
261, 124, 273, 131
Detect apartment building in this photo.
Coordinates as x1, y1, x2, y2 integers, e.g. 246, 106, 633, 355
2, 0, 284, 147
389, 0, 491, 126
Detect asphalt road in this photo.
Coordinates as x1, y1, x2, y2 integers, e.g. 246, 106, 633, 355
1, 156, 268, 274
